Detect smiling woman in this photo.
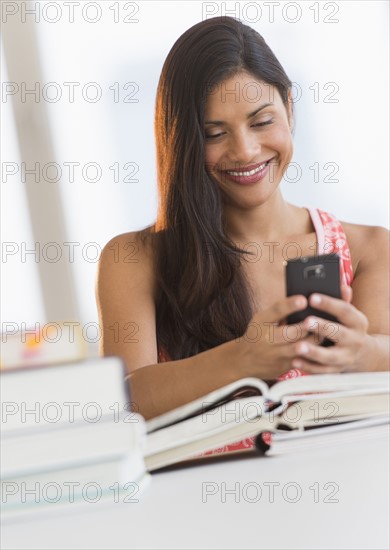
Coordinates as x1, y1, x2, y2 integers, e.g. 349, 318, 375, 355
96, 17, 390, 427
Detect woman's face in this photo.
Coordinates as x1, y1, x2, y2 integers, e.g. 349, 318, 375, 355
204, 71, 293, 209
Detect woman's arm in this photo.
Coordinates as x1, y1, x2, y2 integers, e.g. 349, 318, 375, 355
96, 231, 310, 419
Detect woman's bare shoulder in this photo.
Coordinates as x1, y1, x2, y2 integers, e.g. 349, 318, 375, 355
341, 219, 389, 245
97, 227, 157, 298
100, 227, 155, 265
340, 220, 389, 275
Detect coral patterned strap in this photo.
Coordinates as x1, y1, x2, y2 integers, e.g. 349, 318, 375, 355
315, 208, 354, 286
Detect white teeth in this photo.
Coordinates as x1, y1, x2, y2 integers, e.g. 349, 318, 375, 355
226, 161, 268, 177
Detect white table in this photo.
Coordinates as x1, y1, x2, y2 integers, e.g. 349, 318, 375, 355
2, 430, 389, 550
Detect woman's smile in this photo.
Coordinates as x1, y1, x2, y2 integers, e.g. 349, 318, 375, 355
218, 157, 276, 185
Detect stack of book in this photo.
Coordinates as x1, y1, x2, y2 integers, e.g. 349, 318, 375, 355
1, 357, 150, 515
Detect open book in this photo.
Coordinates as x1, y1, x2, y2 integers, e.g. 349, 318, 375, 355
144, 372, 390, 471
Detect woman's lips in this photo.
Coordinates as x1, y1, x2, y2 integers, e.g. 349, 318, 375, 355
219, 158, 275, 185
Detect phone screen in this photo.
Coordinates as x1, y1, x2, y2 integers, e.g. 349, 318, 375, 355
285, 253, 341, 346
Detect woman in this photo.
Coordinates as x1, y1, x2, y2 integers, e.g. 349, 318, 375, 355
96, 17, 389, 427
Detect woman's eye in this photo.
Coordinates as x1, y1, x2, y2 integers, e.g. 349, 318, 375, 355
253, 119, 273, 127
205, 132, 225, 140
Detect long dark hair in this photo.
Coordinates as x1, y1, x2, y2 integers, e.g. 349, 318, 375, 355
144, 16, 293, 360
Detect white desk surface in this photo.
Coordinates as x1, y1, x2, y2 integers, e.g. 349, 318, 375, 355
2, 430, 389, 550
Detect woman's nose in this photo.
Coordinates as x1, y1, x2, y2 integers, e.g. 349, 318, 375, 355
228, 131, 261, 167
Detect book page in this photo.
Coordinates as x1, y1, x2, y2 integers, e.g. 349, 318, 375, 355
146, 377, 269, 433
268, 372, 390, 402
278, 393, 390, 430
145, 394, 273, 455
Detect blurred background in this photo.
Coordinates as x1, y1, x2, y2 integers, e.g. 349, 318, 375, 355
1, 0, 389, 356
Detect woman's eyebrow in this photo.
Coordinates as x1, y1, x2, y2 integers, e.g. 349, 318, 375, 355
205, 102, 273, 126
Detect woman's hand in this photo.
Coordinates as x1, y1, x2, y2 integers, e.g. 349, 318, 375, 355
291, 284, 375, 373
240, 294, 315, 379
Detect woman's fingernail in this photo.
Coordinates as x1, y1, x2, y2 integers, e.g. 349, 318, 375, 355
299, 343, 309, 353
292, 360, 302, 368
311, 294, 321, 305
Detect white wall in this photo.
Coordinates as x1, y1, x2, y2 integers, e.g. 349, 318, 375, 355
2, 0, 389, 332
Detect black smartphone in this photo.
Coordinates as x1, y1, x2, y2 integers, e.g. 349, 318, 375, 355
285, 253, 341, 347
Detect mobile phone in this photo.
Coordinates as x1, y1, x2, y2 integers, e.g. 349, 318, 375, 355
285, 253, 341, 347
